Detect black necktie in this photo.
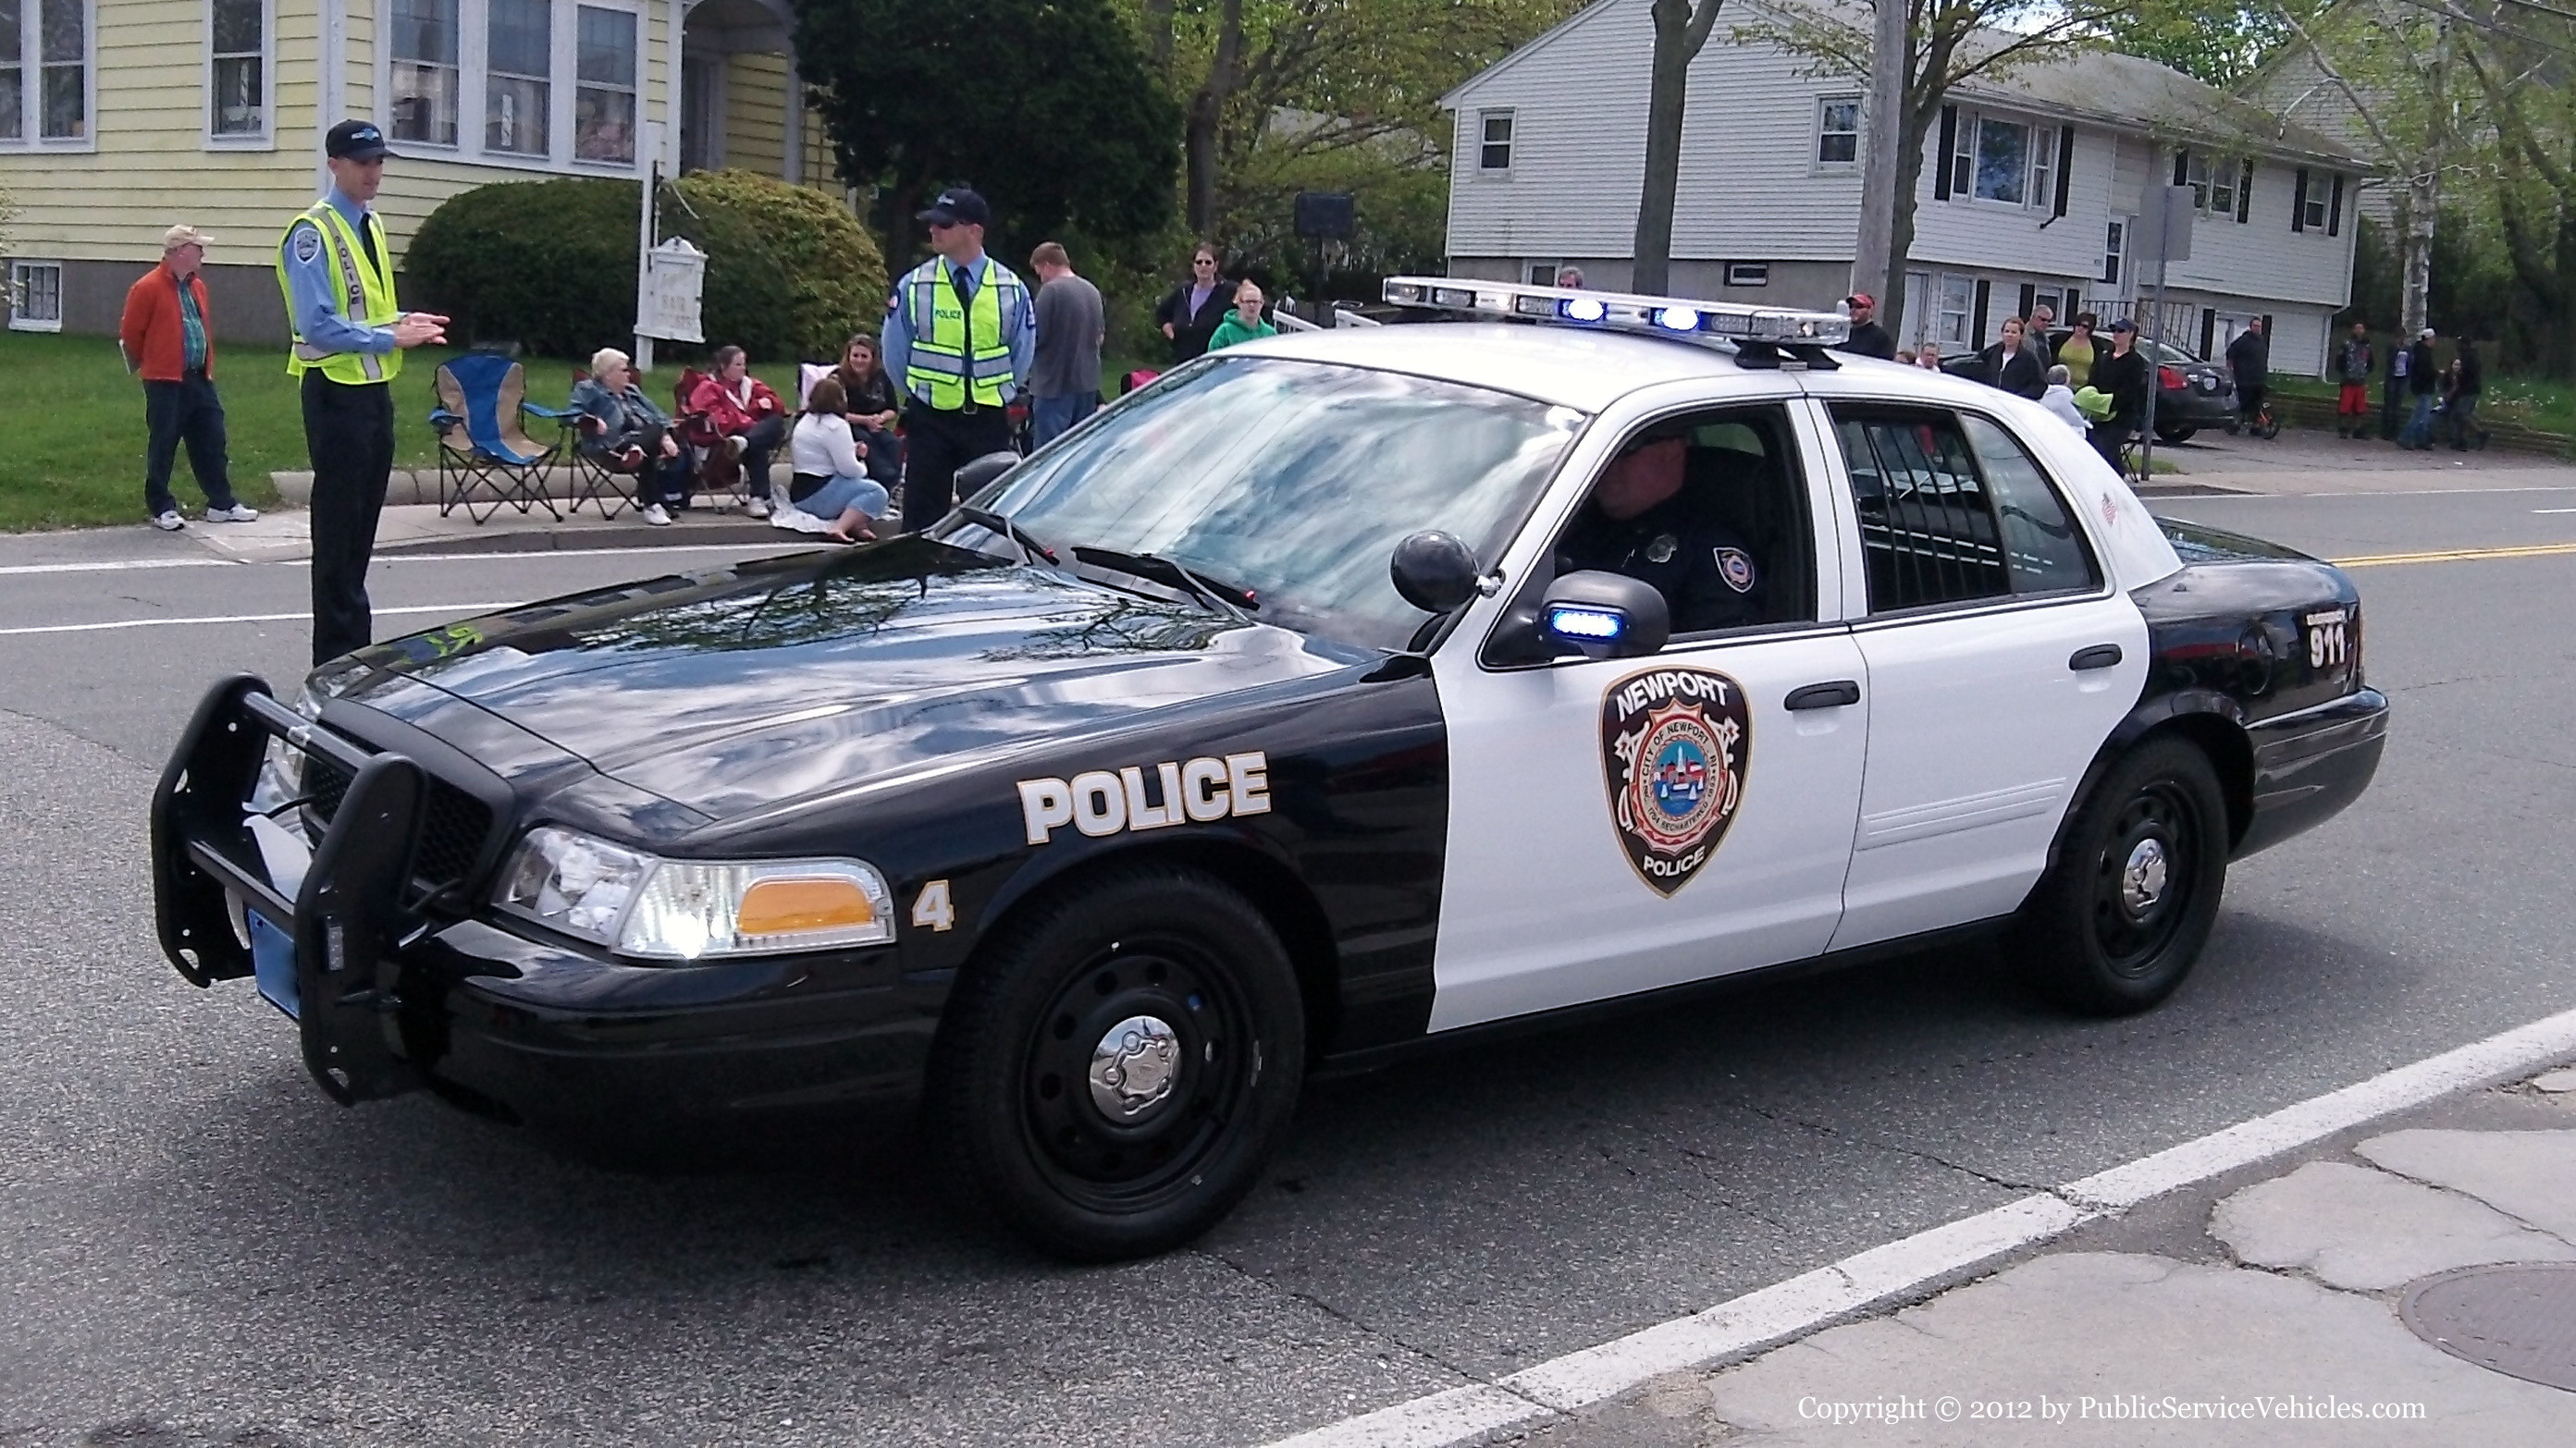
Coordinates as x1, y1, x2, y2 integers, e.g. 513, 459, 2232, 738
952, 264, 975, 301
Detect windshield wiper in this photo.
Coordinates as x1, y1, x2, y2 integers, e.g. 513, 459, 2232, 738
1070, 546, 1258, 621
955, 505, 1058, 566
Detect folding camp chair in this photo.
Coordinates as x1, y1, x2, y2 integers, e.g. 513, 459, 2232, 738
557, 368, 636, 520
670, 366, 749, 509
429, 353, 568, 523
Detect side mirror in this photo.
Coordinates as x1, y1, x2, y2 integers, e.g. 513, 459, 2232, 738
1540, 571, 1670, 659
955, 450, 1021, 501
1388, 531, 1483, 614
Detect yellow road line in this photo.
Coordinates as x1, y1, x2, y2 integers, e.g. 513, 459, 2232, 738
2329, 542, 2576, 569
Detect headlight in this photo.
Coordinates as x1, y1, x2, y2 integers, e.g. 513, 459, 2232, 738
492, 827, 894, 960
246, 684, 327, 817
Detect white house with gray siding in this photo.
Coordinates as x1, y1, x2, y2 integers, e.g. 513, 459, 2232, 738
1441, 0, 2369, 374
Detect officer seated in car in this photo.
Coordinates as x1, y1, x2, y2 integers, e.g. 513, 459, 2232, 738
1554, 426, 1765, 632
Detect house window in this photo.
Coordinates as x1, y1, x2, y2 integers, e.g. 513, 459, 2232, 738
485, 0, 549, 155
8, 259, 62, 331
390, 0, 460, 146
2101, 218, 2126, 287
573, 5, 636, 163
1725, 262, 1769, 287
1477, 110, 1511, 173
2303, 178, 2330, 231
2029, 126, 2056, 212
1937, 274, 1974, 348
2, 0, 90, 141
1816, 95, 1859, 167
1973, 117, 2027, 203
2209, 157, 2235, 217
208, 0, 265, 139
2184, 151, 2208, 211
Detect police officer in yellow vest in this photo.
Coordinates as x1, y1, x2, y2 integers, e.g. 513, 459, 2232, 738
277, 120, 448, 665
880, 189, 1036, 534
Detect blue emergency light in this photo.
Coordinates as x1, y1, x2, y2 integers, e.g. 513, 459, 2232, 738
1379, 276, 1849, 348
1546, 604, 1628, 641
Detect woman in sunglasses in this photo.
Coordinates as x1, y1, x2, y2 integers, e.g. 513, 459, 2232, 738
1152, 244, 1232, 364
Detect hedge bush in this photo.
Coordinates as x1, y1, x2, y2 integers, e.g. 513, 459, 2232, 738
406, 169, 888, 362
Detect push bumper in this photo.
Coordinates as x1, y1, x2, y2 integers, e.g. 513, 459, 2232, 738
151, 675, 938, 1128
2235, 686, 2390, 858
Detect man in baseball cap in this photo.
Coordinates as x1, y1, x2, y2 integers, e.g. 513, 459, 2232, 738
324, 118, 398, 162
1841, 291, 1894, 360
881, 187, 1037, 532
120, 222, 256, 529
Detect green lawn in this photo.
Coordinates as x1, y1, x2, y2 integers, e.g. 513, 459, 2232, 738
0, 333, 853, 533
2267, 346, 2576, 437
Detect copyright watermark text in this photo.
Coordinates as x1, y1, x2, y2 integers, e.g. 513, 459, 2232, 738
1795, 1393, 2428, 1426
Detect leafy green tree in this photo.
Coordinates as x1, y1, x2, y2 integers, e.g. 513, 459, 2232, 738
2097, 2, 2297, 86
794, 0, 1182, 271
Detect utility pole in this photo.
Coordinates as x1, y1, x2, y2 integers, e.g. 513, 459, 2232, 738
1853, 0, 1907, 337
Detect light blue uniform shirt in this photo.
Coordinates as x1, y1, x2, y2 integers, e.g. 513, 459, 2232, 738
880, 252, 1037, 408
278, 187, 397, 358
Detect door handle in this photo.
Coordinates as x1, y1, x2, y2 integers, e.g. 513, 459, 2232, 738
2069, 644, 2124, 671
1783, 680, 1862, 710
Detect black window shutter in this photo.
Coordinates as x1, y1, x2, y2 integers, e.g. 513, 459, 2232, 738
2328, 175, 2345, 235
2017, 282, 2036, 321
1973, 279, 1991, 343
2292, 168, 2309, 232
2065, 286, 2080, 319
2262, 313, 2274, 338
2200, 309, 2216, 358
2173, 148, 2189, 186
2237, 161, 2253, 224
2054, 126, 2075, 216
1936, 107, 1957, 200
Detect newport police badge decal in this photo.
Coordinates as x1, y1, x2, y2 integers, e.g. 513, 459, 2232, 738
1599, 667, 1751, 896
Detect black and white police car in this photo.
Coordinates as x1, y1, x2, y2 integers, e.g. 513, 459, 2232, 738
153, 279, 2387, 1259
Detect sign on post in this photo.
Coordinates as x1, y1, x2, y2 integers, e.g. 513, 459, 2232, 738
2141, 182, 2195, 264
637, 238, 707, 344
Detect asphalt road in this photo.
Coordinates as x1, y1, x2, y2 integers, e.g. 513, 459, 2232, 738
1, 491, 2570, 1447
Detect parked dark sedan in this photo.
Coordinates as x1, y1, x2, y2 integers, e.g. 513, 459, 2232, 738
1941, 332, 2235, 442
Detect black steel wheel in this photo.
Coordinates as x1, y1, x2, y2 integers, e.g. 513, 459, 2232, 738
2157, 423, 2200, 444
931, 865, 1304, 1260
2013, 738, 2229, 1015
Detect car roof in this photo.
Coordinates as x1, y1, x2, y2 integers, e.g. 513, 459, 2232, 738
1224, 322, 1763, 412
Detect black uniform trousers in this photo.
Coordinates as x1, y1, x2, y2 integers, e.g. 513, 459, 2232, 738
900, 401, 1014, 535
142, 372, 240, 517
302, 370, 397, 665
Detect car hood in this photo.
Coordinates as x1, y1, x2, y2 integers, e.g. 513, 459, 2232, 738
344, 538, 1375, 820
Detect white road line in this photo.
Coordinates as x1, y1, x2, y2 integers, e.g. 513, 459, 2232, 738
0, 557, 240, 577
1259, 1002, 2576, 1448
2533, 508, 2576, 514
0, 604, 512, 638
2148, 485, 2576, 499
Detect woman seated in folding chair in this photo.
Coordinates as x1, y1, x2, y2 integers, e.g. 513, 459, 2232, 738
784, 376, 890, 543
571, 348, 693, 526
830, 333, 904, 488
683, 345, 787, 517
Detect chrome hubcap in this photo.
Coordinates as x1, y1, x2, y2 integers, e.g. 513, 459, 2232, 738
2120, 838, 2170, 918
1089, 1014, 1181, 1121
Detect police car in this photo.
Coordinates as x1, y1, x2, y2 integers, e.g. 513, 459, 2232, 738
152, 278, 2387, 1260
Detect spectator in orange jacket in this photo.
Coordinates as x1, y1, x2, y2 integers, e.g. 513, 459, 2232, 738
683, 346, 788, 516
119, 225, 257, 531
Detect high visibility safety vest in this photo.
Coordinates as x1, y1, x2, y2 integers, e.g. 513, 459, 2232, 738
899, 255, 1025, 411
276, 202, 403, 385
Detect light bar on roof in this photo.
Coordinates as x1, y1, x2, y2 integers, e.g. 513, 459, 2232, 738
1379, 276, 1850, 346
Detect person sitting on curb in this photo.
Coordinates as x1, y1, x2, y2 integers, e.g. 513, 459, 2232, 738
1205, 280, 1279, 352
683, 346, 785, 516
571, 347, 691, 526
784, 375, 891, 544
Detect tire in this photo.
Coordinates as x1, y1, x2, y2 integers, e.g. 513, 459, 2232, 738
2013, 738, 2229, 1015
930, 865, 1306, 1260
2255, 415, 2281, 440
2156, 423, 2200, 444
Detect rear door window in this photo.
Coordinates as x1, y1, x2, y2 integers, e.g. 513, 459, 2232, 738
1832, 407, 2099, 613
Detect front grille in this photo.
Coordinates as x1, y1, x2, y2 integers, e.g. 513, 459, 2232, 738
300, 752, 499, 897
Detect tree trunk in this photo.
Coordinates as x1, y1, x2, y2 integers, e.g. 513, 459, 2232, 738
2399, 167, 2436, 339
1631, 0, 1696, 296
1185, 0, 1244, 239
1851, 0, 1907, 321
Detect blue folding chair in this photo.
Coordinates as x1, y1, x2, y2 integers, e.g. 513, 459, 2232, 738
429, 352, 569, 523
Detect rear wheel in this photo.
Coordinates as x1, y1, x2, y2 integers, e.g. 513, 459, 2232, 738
931, 865, 1305, 1260
2013, 738, 2228, 1015
2156, 423, 2200, 444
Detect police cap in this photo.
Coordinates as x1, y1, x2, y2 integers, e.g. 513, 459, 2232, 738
918, 189, 990, 227
326, 119, 397, 162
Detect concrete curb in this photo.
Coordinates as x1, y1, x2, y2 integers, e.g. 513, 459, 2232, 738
375, 519, 792, 556
270, 464, 793, 508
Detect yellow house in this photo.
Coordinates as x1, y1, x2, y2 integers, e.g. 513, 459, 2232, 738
0, 0, 840, 342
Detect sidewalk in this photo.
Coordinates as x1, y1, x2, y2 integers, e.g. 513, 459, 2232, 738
1535, 1065, 2576, 1444
2138, 425, 2576, 498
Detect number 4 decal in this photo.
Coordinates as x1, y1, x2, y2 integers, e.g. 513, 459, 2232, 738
912, 878, 955, 932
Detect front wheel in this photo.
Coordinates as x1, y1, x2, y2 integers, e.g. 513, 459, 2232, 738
2012, 738, 2229, 1015
2157, 423, 2200, 444
930, 865, 1306, 1260
2254, 412, 2282, 440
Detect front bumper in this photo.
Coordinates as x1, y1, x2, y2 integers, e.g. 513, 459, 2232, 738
2235, 687, 2390, 859
151, 675, 938, 1128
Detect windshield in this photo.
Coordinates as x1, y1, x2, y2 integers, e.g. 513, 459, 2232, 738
960, 355, 1586, 650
